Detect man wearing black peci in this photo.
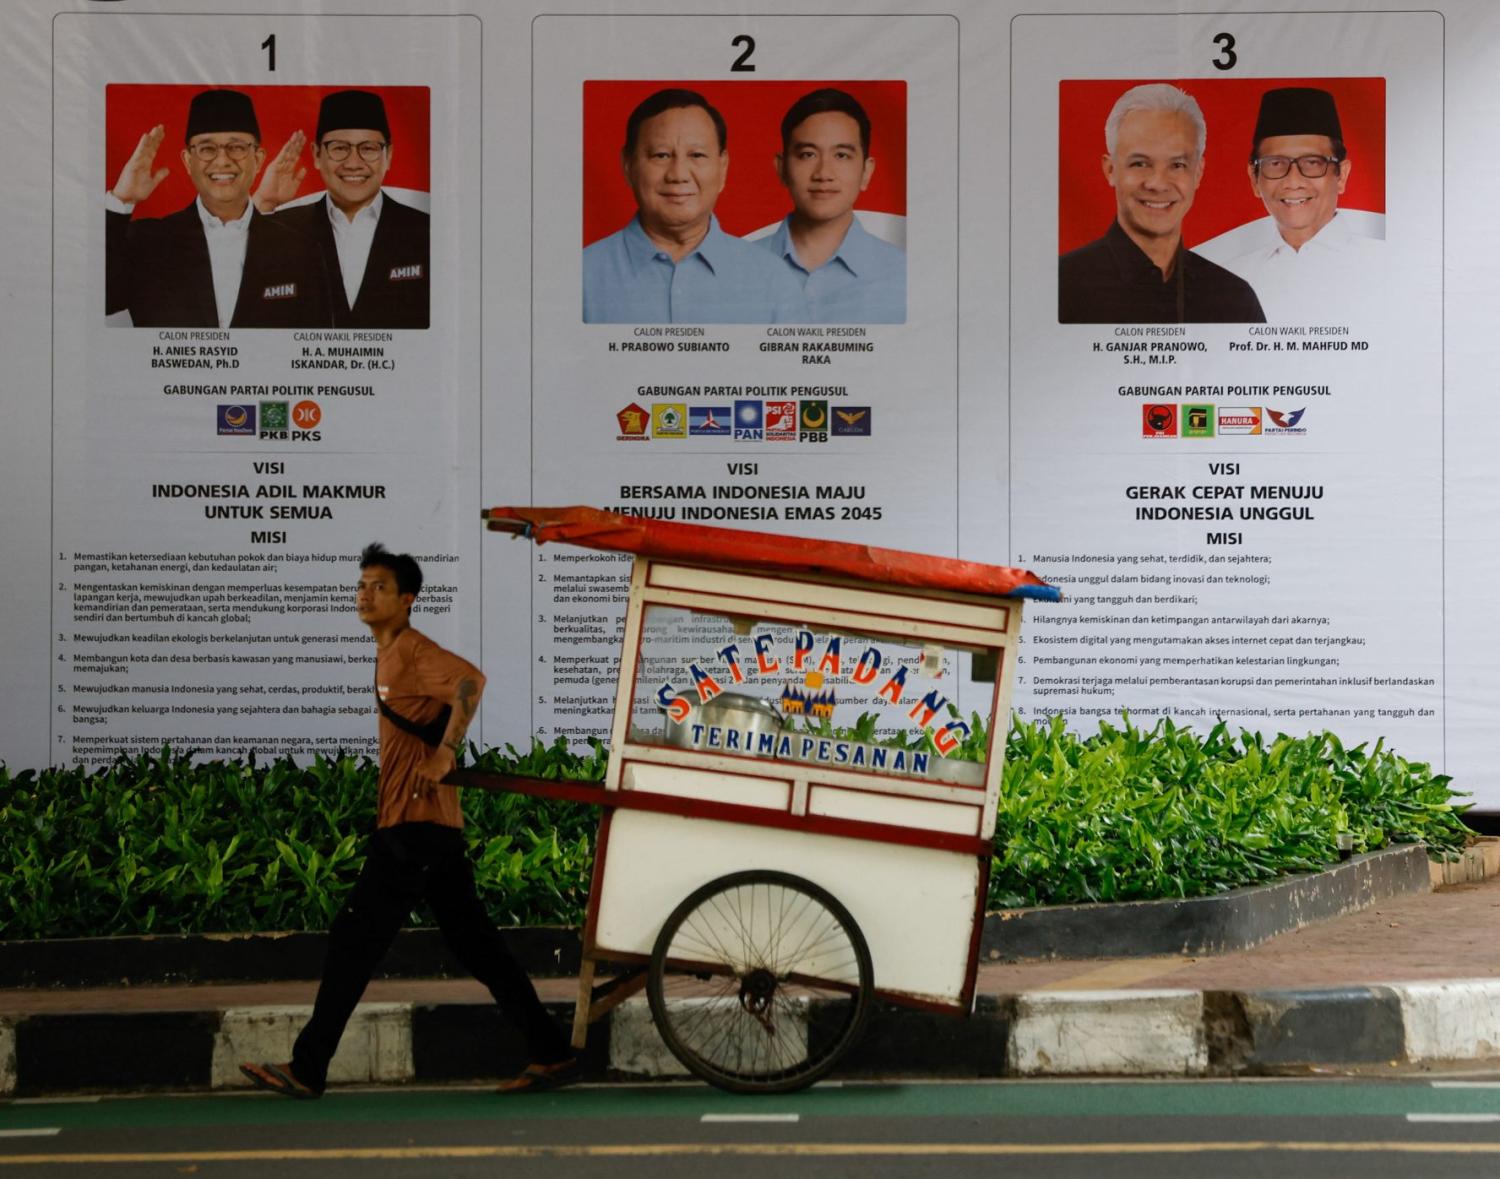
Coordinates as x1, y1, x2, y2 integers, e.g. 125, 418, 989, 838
106, 88, 332, 328
240, 543, 576, 1098
265, 90, 429, 329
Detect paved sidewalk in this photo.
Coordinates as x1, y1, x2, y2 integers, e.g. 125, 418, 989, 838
3, 875, 1499, 1093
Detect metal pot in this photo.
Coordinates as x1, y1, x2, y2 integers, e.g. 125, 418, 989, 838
665, 692, 786, 755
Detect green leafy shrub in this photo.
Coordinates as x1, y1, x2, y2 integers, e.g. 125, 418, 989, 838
0, 718, 1469, 939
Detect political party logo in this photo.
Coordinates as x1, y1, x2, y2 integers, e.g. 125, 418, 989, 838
292, 400, 322, 430
653, 403, 687, 439
799, 400, 828, 443
733, 399, 763, 440
832, 406, 872, 437
764, 400, 797, 441
689, 405, 731, 436
1182, 404, 1215, 438
1266, 407, 1309, 435
217, 404, 256, 436
1142, 404, 1177, 437
616, 403, 650, 441
260, 400, 289, 431
1217, 407, 1262, 435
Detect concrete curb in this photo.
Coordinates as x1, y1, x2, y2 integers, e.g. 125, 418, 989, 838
5, 980, 1499, 1096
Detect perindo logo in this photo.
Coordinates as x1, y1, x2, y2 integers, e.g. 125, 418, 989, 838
831, 406, 872, 437
1266, 407, 1309, 435
799, 400, 829, 443
733, 400, 764, 440
689, 405, 732, 436
764, 400, 797, 441
1142, 404, 1177, 437
616, 403, 650, 441
1182, 403, 1215, 438
653, 403, 687, 439
1217, 407, 1262, 436
217, 404, 256, 436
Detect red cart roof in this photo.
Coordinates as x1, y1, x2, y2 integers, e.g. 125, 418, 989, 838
483, 506, 1061, 601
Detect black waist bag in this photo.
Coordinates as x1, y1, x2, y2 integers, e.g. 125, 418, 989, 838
374, 670, 451, 748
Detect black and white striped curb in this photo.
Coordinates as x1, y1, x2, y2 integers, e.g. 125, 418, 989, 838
3, 980, 1499, 1096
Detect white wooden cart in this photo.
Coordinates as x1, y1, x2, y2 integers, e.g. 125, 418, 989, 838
459, 507, 1058, 1093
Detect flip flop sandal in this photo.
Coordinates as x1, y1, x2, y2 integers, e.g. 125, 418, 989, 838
496, 1057, 582, 1094
240, 1061, 320, 1100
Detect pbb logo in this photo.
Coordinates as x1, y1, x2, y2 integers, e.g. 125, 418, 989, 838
217, 404, 256, 436
764, 400, 797, 441
799, 400, 828, 443
1142, 404, 1177, 437
733, 400, 763, 440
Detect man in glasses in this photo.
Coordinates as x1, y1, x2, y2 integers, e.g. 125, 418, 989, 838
1059, 83, 1263, 324
106, 88, 331, 328
1205, 87, 1382, 322
264, 90, 429, 329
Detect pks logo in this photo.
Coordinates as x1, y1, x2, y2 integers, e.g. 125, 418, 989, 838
733, 400, 763, 440
799, 400, 828, 443
652, 403, 687, 439
293, 400, 322, 430
1142, 404, 1177, 437
1266, 407, 1308, 435
764, 400, 797, 441
1182, 404, 1215, 438
217, 404, 256, 436
1217, 407, 1262, 435
831, 406, 872, 436
689, 405, 731, 436
616, 403, 650, 441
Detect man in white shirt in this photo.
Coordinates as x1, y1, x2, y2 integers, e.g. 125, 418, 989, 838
105, 88, 330, 328
1206, 87, 1384, 322
265, 91, 429, 329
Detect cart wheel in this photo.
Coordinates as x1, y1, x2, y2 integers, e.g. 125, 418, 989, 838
646, 869, 873, 1094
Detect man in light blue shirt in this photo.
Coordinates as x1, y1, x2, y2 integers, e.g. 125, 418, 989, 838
583, 89, 806, 324
759, 88, 906, 324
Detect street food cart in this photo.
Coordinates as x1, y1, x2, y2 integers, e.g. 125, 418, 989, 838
457, 506, 1059, 1092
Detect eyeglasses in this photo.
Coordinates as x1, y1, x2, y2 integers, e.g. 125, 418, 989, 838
1254, 154, 1341, 179
320, 139, 388, 162
187, 139, 258, 162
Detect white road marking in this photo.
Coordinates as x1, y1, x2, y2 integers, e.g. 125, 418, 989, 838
1431, 1081, 1500, 1088
1407, 1114, 1500, 1123
11, 1096, 100, 1105
0, 1129, 61, 1139
700, 1113, 800, 1124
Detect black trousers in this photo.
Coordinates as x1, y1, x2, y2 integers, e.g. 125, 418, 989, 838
291, 822, 571, 1092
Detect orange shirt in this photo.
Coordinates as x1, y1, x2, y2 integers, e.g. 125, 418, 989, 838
374, 626, 483, 829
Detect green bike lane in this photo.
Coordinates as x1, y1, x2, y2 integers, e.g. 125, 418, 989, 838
2, 1078, 1499, 1173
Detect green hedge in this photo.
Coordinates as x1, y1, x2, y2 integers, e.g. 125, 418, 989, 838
0, 718, 1468, 940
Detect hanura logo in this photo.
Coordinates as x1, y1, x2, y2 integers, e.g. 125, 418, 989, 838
689, 405, 731, 436
616, 403, 650, 440
217, 404, 256, 436
1182, 404, 1215, 438
764, 400, 797, 441
1142, 404, 1177, 437
799, 400, 828, 442
1265, 407, 1309, 435
831, 406, 872, 436
733, 400, 763, 440
652, 403, 687, 439
1218, 407, 1262, 435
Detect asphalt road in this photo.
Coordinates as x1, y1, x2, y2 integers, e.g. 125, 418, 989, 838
3, 1076, 1500, 1178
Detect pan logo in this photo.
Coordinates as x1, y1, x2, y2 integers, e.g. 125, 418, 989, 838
217, 404, 256, 436
1142, 404, 1177, 437
733, 400, 764, 440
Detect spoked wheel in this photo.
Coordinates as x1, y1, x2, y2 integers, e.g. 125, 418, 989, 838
646, 869, 873, 1093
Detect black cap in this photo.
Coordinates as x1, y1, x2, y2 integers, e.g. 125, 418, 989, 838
185, 89, 260, 142
1252, 87, 1342, 144
316, 90, 390, 141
